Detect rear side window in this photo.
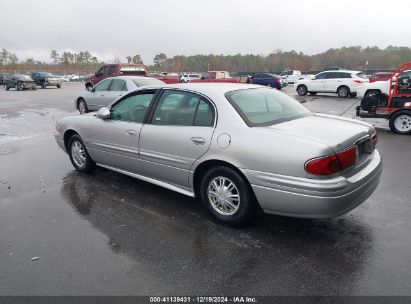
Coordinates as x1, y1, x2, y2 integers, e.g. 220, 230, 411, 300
109, 79, 126, 91
152, 90, 214, 126
108, 66, 116, 76
356, 73, 367, 79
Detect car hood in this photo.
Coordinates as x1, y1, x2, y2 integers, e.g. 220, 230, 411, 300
257, 114, 373, 153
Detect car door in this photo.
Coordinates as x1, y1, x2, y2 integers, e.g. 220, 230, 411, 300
86, 78, 113, 111
89, 90, 158, 173
324, 72, 342, 92
139, 89, 215, 189
309, 72, 327, 91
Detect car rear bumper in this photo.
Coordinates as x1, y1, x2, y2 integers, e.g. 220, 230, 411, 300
242, 150, 382, 218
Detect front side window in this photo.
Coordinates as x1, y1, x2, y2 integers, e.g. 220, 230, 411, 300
111, 92, 156, 123
109, 79, 126, 91
94, 79, 112, 91
152, 90, 214, 126
315, 73, 327, 80
226, 88, 311, 127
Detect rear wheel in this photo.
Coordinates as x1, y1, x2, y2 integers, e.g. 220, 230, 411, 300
78, 98, 88, 114
41, 83, 46, 89
297, 85, 308, 96
389, 111, 411, 134
5, 85, 9, 90
57, 84, 61, 88
200, 166, 257, 226
68, 135, 96, 172
337, 86, 350, 98
16, 82, 23, 91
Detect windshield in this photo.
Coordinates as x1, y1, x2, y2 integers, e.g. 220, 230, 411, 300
226, 88, 311, 127
132, 78, 164, 87
39, 72, 54, 77
15, 74, 32, 80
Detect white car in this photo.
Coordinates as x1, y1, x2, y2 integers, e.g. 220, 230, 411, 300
357, 70, 411, 98
180, 73, 201, 83
280, 70, 302, 83
295, 70, 368, 98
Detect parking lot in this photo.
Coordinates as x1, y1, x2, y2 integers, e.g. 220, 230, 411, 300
0, 83, 410, 295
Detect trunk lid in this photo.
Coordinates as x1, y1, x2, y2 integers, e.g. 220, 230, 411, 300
259, 113, 373, 153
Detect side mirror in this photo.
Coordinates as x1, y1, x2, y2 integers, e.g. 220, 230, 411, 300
87, 86, 94, 92
96, 107, 111, 120
310, 76, 316, 80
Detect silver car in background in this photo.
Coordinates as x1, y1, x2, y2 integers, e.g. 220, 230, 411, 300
56, 83, 382, 226
75, 76, 165, 114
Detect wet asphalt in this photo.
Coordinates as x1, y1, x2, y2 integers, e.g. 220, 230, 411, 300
0, 83, 410, 295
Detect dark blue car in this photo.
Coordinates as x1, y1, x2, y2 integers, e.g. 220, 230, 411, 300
250, 73, 285, 89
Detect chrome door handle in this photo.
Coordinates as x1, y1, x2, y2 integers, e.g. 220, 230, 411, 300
191, 137, 206, 145
126, 129, 137, 136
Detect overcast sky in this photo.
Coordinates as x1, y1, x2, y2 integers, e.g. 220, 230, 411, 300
1, 0, 410, 64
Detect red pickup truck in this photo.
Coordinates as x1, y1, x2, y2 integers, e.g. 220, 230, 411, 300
190, 71, 244, 83
85, 64, 147, 90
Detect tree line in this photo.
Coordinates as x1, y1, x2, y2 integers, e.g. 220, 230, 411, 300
1, 46, 411, 73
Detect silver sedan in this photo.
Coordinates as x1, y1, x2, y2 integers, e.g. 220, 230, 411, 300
56, 83, 382, 225
75, 76, 165, 114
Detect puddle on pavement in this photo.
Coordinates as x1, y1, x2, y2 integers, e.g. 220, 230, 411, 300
0, 108, 71, 145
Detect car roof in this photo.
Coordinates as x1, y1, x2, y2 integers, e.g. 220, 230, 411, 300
154, 83, 262, 94
320, 70, 361, 74
105, 76, 158, 81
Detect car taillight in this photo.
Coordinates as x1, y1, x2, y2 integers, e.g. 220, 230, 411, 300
371, 133, 378, 146
305, 146, 357, 176
354, 80, 363, 84
275, 78, 280, 83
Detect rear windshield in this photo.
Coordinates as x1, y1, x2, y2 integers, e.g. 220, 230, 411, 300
356, 73, 367, 79
120, 65, 146, 76
132, 78, 164, 87
226, 88, 311, 127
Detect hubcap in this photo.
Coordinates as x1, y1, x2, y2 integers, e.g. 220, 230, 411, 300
339, 88, 348, 96
394, 115, 411, 132
79, 101, 86, 114
298, 86, 306, 94
71, 141, 86, 167
207, 176, 240, 216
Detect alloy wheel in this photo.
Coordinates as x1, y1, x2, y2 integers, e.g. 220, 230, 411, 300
71, 141, 86, 168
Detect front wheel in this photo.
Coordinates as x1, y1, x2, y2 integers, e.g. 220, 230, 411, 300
200, 166, 257, 226
78, 98, 88, 114
389, 111, 411, 134
57, 84, 61, 88
68, 135, 96, 172
337, 86, 350, 98
297, 85, 308, 96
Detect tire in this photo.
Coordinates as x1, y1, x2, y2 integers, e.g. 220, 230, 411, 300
16, 82, 22, 91
309, 92, 317, 95
389, 111, 411, 134
5, 85, 9, 91
200, 166, 257, 226
337, 86, 350, 98
41, 83, 46, 89
297, 85, 308, 96
77, 98, 88, 114
57, 84, 61, 89
68, 135, 96, 173
32, 87, 37, 90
